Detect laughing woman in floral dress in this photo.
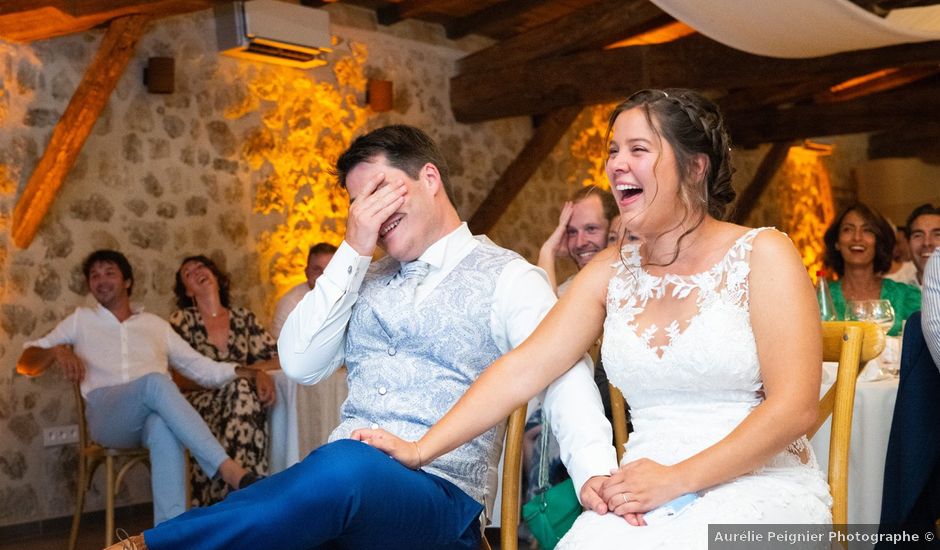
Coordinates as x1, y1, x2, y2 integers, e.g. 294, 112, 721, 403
171, 255, 278, 506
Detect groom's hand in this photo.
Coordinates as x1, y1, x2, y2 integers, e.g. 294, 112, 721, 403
346, 172, 406, 256
579, 475, 610, 515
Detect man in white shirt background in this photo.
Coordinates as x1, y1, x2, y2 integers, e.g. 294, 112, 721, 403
905, 203, 940, 288
17, 250, 260, 527
132, 125, 616, 550
270, 241, 345, 456
270, 242, 336, 337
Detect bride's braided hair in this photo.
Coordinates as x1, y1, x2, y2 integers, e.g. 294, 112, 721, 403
606, 89, 736, 267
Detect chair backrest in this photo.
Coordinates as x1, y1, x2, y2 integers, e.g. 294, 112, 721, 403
812, 321, 884, 526
497, 404, 527, 550
73, 382, 93, 451
606, 320, 884, 524
609, 385, 629, 464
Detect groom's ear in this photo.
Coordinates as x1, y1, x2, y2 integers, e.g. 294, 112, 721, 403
420, 163, 444, 196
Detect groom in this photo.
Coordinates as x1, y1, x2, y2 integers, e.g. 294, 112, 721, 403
133, 125, 615, 550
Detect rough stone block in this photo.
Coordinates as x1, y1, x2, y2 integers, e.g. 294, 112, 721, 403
1, 305, 36, 337
123, 133, 143, 163
32, 264, 61, 301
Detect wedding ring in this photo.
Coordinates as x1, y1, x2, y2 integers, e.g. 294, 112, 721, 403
621, 493, 629, 505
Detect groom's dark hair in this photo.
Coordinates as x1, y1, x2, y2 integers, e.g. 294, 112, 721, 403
335, 125, 455, 204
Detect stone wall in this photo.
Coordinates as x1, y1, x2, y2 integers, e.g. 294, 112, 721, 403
0, 6, 532, 527
0, 3, 885, 531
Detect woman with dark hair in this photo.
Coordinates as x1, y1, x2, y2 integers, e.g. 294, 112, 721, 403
822, 203, 921, 336
171, 255, 278, 506
359, 89, 831, 548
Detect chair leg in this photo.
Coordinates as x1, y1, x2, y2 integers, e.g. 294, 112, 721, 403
68, 456, 88, 550
105, 456, 115, 547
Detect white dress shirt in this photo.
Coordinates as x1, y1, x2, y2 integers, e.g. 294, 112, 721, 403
25, 304, 237, 397
271, 281, 310, 338
279, 222, 617, 496
922, 251, 940, 370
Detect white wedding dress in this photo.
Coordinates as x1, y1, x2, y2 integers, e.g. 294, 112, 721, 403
557, 228, 831, 549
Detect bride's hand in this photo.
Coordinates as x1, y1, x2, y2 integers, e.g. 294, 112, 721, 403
600, 459, 683, 524
350, 428, 421, 469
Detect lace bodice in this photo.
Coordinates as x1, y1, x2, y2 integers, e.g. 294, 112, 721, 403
603, 228, 766, 411
602, 227, 816, 470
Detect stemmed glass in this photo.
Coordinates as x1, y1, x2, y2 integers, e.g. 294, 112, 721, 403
845, 299, 898, 376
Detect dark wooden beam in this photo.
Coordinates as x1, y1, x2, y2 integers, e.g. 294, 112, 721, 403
376, 0, 464, 26
468, 107, 581, 234
869, 121, 940, 160
12, 14, 149, 248
814, 66, 940, 103
451, 35, 940, 123
457, 0, 671, 75
726, 82, 940, 146
445, 0, 546, 40
730, 142, 792, 224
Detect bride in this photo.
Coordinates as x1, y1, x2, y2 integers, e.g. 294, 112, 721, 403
355, 89, 831, 547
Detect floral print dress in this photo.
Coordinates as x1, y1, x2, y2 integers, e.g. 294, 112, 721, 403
170, 306, 277, 506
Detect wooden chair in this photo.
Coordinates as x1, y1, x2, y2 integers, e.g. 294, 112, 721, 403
497, 388, 629, 550
809, 320, 884, 525
496, 321, 883, 546
69, 382, 151, 550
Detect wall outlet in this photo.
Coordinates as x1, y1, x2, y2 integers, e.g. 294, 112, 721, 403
43, 425, 79, 447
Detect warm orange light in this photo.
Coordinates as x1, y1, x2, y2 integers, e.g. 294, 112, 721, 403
231, 41, 371, 308
828, 69, 899, 94
605, 22, 695, 49
780, 145, 835, 279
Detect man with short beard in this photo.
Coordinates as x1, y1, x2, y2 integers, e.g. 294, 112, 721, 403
905, 203, 940, 287
538, 185, 619, 293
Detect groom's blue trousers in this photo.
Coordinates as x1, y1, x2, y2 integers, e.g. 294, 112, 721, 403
143, 439, 484, 550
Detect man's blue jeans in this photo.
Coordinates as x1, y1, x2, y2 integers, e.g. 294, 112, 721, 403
85, 373, 228, 524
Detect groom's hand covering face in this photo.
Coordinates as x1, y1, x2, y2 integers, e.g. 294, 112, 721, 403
345, 163, 407, 257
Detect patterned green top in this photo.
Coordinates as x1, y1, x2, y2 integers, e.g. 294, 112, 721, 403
830, 278, 922, 336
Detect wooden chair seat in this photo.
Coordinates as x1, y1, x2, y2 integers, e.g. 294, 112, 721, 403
69, 383, 151, 550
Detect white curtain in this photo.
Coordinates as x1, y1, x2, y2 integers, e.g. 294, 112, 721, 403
651, 0, 940, 58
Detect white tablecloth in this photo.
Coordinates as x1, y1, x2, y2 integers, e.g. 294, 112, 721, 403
268, 368, 348, 474
810, 374, 899, 524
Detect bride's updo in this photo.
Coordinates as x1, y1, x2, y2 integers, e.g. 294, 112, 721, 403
606, 89, 736, 221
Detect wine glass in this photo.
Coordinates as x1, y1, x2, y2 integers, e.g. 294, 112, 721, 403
845, 299, 898, 376
868, 299, 896, 335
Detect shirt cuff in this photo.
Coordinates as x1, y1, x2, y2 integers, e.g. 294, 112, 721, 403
323, 241, 372, 293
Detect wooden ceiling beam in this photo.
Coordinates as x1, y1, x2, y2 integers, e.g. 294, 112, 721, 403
0, 0, 217, 43
445, 0, 546, 40
726, 82, 940, 147
451, 35, 940, 123
869, 121, 940, 160
468, 107, 581, 234
12, 14, 150, 248
457, 0, 671, 75
376, 0, 465, 26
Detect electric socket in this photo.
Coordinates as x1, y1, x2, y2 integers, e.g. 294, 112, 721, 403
43, 425, 79, 447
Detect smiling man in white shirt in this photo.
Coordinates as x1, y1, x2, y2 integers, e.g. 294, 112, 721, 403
18, 250, 260, 527
134, 125, 616, 550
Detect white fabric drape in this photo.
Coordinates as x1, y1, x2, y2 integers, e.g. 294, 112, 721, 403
651, 0, 940, 58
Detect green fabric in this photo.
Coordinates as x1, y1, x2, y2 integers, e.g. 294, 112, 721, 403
522, 477, 581, 550
830, 278, 922, 336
